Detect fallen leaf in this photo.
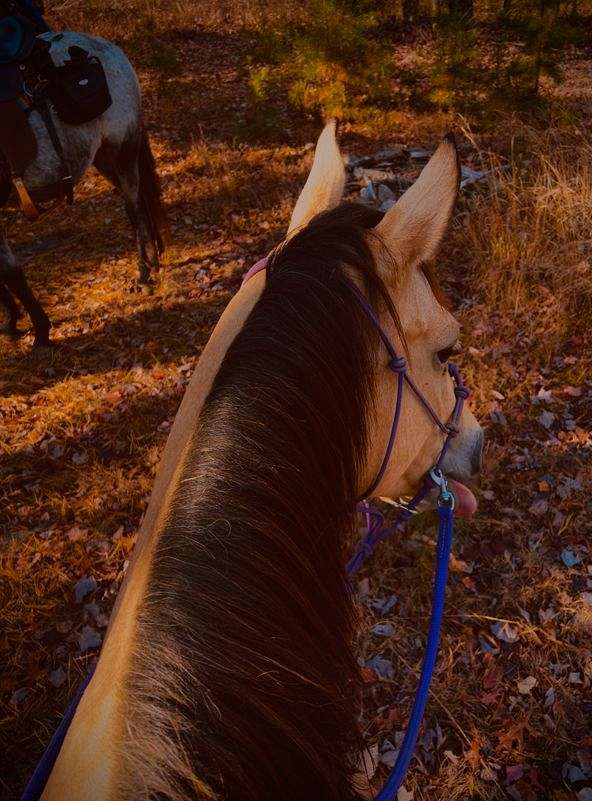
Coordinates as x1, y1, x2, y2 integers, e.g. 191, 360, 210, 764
49, 667, 67, 688
74, 576, 97, 604
9, 688, 29, 709
66, 525, 87, 542
491, 622, 520, 643
517, 676, 537, 695
371, 623, 394, 637
529, 499, 548, 516
538, 410, 555, 429
561, 548, 582, 568
78, 625, 102, 652
366, 656, 394, 681
360, 667, 377, 684
564, 764, 588, 783
483, 658, 503, 690
506, 765, 524, 783
498, 718, 530, 750
544, 688, 556, 708
367, 595, 397, 614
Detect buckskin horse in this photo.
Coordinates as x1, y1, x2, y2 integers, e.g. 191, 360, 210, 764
0, 27, 167, 347
29, 123, 483, 801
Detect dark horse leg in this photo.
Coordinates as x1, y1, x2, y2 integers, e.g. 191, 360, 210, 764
0, 276, 21, 336
93, 130, 167, 289
0, 239, 51, 346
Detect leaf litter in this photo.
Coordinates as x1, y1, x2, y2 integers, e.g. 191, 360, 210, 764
1, 13, 592, 801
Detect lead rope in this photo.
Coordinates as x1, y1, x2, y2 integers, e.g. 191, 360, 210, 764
346, 472, 455, 801
372, 493, 454, 801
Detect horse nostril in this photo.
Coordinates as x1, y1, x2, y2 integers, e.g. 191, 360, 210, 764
470, 431, 484, 476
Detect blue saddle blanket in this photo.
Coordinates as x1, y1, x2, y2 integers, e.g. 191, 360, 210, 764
0, 4, 50, 100
0, 14, 25, 61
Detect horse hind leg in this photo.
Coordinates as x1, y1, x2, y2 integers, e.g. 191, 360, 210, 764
0, 277, 21, 337
94, 137, 158, 290
0, 262, 51, 347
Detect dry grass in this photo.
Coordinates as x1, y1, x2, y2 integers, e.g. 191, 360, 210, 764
1, 5, 591, 800
459, 121, 592, 344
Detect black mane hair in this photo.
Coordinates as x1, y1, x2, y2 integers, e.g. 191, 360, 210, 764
121, 204, 402, 801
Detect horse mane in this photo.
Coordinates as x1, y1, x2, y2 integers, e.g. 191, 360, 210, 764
119, 204, 402, 801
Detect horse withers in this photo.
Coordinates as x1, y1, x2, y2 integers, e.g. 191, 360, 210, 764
0, 31, 168, 347
36, 123, 483, 801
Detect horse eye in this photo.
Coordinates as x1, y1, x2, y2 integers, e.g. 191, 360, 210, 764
437, 342, 459, 364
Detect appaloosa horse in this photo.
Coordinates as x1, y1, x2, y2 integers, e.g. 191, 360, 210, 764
0, 31, 167, 347
31, 123, 483, 801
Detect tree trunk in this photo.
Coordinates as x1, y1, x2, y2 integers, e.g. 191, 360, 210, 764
448, 0, 474, 18
403, 0, 418, 23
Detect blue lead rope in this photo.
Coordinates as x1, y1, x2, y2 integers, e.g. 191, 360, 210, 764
374, 503, 454, 800
19, 667, 95, 801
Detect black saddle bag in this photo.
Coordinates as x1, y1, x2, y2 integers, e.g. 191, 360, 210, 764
47, 45, 112, 125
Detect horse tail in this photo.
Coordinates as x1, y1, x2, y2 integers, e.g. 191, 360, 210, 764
138, 127, 169, 257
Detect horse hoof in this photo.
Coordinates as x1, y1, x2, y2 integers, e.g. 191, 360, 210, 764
33, 326, 52, 348
139, 282, 154, 296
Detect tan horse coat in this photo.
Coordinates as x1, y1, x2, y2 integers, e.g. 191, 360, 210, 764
41, 122, 481, 801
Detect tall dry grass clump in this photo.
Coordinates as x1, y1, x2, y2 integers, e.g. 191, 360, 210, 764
458, 122, 592, 343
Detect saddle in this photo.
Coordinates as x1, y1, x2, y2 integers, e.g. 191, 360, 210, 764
0, 9, 38, 196
0, 9, 112, 219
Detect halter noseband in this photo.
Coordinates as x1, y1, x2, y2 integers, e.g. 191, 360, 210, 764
346, 281, 469, 577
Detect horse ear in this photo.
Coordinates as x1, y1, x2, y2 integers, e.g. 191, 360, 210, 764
374, 134, 459, 271
287, 120, 345, 236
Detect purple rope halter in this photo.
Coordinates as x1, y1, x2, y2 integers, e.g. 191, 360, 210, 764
345, 282, 470, 800
346, 282, 469, 577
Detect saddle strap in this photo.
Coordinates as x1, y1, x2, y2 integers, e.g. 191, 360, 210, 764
36, 96, 73, 204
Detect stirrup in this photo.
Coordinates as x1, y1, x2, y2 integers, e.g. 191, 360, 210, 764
12, 177, 40, 220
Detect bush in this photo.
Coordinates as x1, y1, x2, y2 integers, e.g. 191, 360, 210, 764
248, 0, 392, 119
459, 121, 592, 338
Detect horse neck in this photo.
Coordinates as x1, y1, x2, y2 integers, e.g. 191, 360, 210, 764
118, 270, 377, 801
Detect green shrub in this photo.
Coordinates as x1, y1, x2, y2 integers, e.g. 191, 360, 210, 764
248, 0, 392, 119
